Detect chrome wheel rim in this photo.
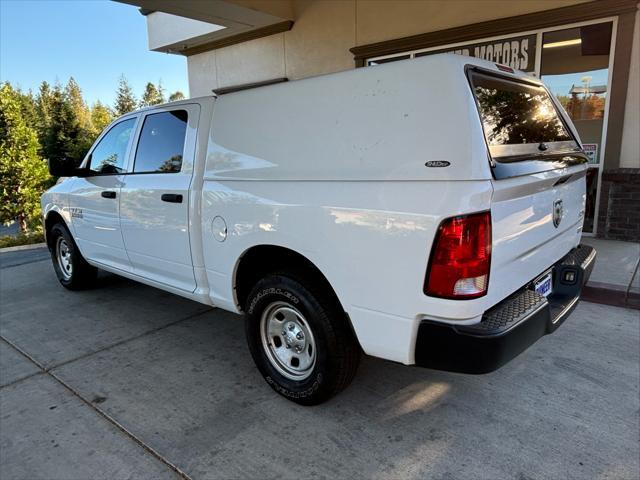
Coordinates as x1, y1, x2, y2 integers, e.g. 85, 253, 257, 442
56, 237, 73, 280
260, 301, 316, 381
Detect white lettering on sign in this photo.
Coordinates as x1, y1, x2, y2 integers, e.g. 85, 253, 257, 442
521, 39, 529, 71
370, 35, 537, 71
472, 39, 529, 69
418, 34, 537, 72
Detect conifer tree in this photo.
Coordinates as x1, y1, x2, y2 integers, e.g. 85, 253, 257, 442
35, 81, 54, 142
90, 101, 113, 133
169, 91, 185, 102
65, 77, 92, 131
114, 75, 137, 115
139, 82, 164, 107
41, 83, 85, 164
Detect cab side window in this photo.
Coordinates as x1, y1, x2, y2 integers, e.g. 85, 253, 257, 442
133, 110, 188, 173
89, 118, 136, 174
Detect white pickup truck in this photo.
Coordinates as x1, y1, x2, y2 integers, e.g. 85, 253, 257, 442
42, 54, 595, 405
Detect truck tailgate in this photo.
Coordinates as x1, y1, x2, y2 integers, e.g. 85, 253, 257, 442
489, 165, 586, 302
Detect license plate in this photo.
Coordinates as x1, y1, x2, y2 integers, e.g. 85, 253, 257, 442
534, 272, 553, 297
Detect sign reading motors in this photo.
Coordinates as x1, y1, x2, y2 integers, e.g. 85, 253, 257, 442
417, 34, 537, 72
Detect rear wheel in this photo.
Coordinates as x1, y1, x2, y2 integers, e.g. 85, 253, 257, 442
49, 223, 97, 290
244, 273, 360, 405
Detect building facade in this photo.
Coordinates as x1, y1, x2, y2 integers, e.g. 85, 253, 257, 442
123, 0, 639, 241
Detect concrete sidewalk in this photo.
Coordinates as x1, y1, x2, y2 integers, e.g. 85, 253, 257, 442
582, 237, 640, 290
581, 237, 640, 308
1, 247, 639, 479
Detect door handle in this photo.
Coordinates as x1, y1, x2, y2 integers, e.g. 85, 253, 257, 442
161, 193, 183, 203
101, 191, 116, 199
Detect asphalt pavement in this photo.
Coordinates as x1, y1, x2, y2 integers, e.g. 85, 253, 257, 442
1, 247, 639, 480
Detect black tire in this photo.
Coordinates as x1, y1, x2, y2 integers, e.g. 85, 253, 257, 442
244, 273, 360, 405
49, 223, 97, 290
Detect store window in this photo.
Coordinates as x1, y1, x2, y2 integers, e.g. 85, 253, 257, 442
540, 22, 612, 233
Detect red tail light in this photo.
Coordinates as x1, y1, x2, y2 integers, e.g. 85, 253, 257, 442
425, 211, 491, 299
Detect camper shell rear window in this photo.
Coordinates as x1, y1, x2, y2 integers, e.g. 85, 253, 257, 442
469, 69, 580, 162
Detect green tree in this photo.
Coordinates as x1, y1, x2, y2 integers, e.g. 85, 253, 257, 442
169, 91, 185, 102
139, 82, 164, 107
65, 77, 92, 132
114, 75, 137, 115
0, 83, 51, 233
35, 81, 54, 143
16, 88, 39, 131
157, 80, 166, 104
91, 101, 113, 133
65, 78, 94, 156
41, 83, 85, 165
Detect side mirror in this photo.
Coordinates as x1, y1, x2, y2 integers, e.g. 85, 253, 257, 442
48, 158, 77, 177
47, 158, 90, 178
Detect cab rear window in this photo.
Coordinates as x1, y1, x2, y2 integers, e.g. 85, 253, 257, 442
470, 71, 577, 157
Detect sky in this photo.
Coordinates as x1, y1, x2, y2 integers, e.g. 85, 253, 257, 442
0, 0, 189, 106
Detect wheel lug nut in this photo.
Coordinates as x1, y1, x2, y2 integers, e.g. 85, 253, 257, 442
296, 332, 303, 340
288, 324, 295, 331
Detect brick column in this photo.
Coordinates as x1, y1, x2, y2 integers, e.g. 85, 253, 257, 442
596, 168, 640, 241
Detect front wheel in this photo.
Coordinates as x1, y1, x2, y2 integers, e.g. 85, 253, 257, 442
49, 223, 97, 290
244, 273, 360, 405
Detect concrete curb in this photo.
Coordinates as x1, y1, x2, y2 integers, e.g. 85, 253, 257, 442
582, 283, 640, 310
0, 243, 47, 253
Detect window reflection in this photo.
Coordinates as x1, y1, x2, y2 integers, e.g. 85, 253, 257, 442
134, 110, 188, 173
472, 73, 572, 146
89, 118, 136, 174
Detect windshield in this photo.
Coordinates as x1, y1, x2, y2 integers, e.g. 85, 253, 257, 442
470, 71, 578, 159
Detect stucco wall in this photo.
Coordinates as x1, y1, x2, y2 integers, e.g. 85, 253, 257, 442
354, 0, 586, 45
187, 0, 587, 96
620, 9, 640, 169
